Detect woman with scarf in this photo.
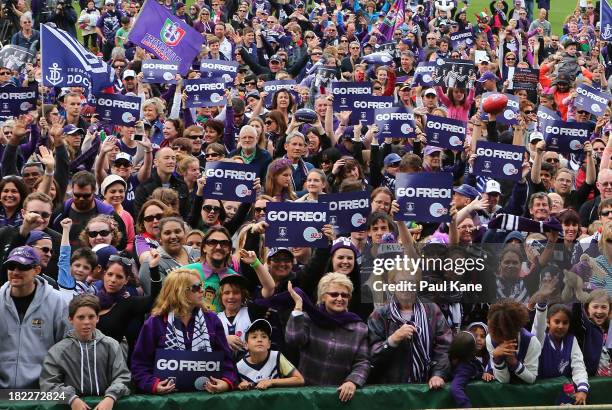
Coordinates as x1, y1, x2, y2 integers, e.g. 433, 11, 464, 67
131, 268, 237, 394
285, 273, 370, 402
368, 269, 452, 387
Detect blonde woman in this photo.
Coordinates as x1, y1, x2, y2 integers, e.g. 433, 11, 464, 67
142, 98, 165, 145
295, 169, 329, 202
79, 215, 123, 249
131, 268, 238, 393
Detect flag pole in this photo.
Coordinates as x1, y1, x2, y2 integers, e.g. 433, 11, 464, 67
39, 22, 45, 113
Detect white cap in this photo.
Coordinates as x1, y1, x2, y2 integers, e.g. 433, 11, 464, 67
485, 180, 501, 194
122, 69, 136, 79
529, 131, 544, 143
100, 174, 126, 195
423, 88, 436, 97
114, 152, 133, 163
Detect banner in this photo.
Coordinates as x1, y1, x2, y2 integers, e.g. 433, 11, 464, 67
319, 191, 370, 233
199, 59, 239, 85
128, 0, 204, 74
473, 141, 525, 181
203, 162, 258, 203
433, 58, 477, 89
449, 29, 474, 50
377, 0, 405, 41
350, 96, 395, 125
0, 45, 35, 71
331, 82, 371, 111
537, 106, 560, 123
185, 78, 227, 108
263, 80, 297, 107
375, 42, 396, 53
374, 106, 416, 140
510, 68, 539, 90
425, 115, 466, 150
0, 86, 37, 120
575, 84, 612, 116
142, 59, 179, 84
95, 93, 141, 126
411, 62, 436, 87
265, 202, 328, 248
395, 172, 452, 222
153, 349, 223, 392
41, 24, 114, 94
601, 0, 612, 41
542, 120, 590, 153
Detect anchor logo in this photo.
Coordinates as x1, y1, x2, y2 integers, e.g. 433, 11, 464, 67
45, 63, 63, 86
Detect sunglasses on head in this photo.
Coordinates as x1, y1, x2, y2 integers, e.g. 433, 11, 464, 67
143, 213, 163, 222
33, 246, 53, 254
109, 254, 133, 266
87, 229, 111, 238
5, 262, 36, 271
205, 238, 231, 248
326, 291, 351, 299
203, 204, 221, 213
188, 282, 204, 293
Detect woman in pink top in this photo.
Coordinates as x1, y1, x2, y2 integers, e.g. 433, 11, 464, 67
434, 86, 476, 122
101, 175, 136, 253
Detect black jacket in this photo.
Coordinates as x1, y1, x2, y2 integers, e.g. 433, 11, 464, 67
134, 169, 190, 220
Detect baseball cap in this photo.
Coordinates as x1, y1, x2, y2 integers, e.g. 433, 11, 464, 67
219, 274, 249, 289
245, 318, 273, 337
422, 88, 436, 97
63, 124, 85, 135
529, 131, 544, 143
101, 174, 127, 195
93, 244, 118, 270
105, 0, 114, 5
485, 180, 501, 194
267, 247, 293, 259
5, 246, 40, 266
57, 87, 71, 100
384, 153, 402, 167
399, 82, 411, 91
423, 145, 443, 156
330, 237, 359, 259
122, 69, 136, 80
477, 71, 497, 83
114, 152, 133, 164
269, 54, 282, 63
176, 1, 185, 8
26, 231, 52, 246
245, 90, 261, 100
453, 184, 480, 199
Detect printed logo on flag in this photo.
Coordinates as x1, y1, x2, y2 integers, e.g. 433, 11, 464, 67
160, 19, 186, 46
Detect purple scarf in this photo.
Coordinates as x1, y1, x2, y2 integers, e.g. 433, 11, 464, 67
255, 287, 362, 329
97, 285, 129, 310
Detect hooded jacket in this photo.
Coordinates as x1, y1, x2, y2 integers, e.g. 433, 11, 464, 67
0, 276, 70, 388
40, 329, 131, 403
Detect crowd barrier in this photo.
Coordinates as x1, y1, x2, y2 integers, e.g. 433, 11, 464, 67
6, 377, 612, 410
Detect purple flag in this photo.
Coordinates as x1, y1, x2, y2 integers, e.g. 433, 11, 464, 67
128, 0, 203, 75
377, 0, 405, 41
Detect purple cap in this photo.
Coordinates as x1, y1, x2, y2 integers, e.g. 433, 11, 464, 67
63, 124, 85, 135
477, 71, 497, 83
330, 237, 360, 259
267, 247, 293, 259
453, 183, 480, 199
26, 231, 52, 245
5, 246, 40, 266
423, 145, 444, 156
383, 153, 402, 167
93, 244, 118, 269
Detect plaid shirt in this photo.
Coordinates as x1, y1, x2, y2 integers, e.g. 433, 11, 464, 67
367, 303, 452, 384
285, 312, 370, 387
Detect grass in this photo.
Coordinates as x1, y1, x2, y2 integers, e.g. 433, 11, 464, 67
466, 0, 577, 35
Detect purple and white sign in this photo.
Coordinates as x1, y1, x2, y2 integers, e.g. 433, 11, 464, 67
575, 84, 612, 116
449, 29, 474, 50
537, 106, 560, 123
95, 93, 141, 126
319, 191, 370, 233
142, 59, 178, 84
263, 80, 297, 107
425, 114, 466, 150
154, 349, 223, 392
350, 96, 395, 125
542, 120, 590, 153
395, 172, 452, 222
412, 62, 436, 87
199, 59, 239, 85
374, 106, 416, 140
0, 86, 37, 120
331, 81, 371, 110
203, 162, 258, 203
473, 141, 525, 181
185, 77, 227, 108
265, 202, 328, 248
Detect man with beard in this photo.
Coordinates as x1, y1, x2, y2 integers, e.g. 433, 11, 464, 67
228, 125, 271, 178
52, 171, 126, 249
580, 169, 612, 227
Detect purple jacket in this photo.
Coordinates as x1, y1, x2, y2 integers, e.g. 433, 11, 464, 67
131, 310, 238, 393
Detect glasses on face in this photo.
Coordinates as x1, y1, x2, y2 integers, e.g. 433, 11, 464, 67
203, 204, 221, 213
22, 171, 42, 179
523, 110, 534, 115
601, 181, 612, 188
205, 238, 231, 248
205, 152, 221, 159
6, 262, 36, 271
109, 254, 133, 266
188, 134, 204, 140
545, 158, 560, 163
143, 213, 163, 222
506, 57, 516, 61
0, 71, 11, 76
113, 64, 126, 69
373, 86, 382, 91
265, 120, 275, 125
113, 160, 131, 168
312, 52, 323, 56
73, 192, 93, 200
577, 110, 589, 115
270, 256, 292, 264
350, 46, 360, 50
33, 246, 53, 254
388, 162, 400, 168
188, 282, 204, 293
87, 229, 111, 238
340, 39, 348, 42
254, 206, 266, 214
601, 210, 612, 217
27, 210, 51, 219
326, 291, 351, 299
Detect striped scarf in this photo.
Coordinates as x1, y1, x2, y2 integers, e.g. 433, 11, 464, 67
496, 277, 528, 304
389, 298, 431, 383
165, 310, 212, 352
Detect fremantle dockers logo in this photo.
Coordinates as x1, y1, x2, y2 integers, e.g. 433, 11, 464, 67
45, 63, 64, 86
215, 182, 222, 192
484, 161, 491, 170
406, 202, 415, 213
279, 227, 287, 238
329, 215, 338, 226
160, 19, 186, 46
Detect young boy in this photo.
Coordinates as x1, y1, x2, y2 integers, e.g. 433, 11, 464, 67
237, 319, 304, 390
39, 295, 131, 409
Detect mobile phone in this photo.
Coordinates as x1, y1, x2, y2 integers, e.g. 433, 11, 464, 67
133, 134, 143, 141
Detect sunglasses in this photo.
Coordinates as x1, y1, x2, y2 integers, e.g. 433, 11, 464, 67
545, 158, 560, 163
113, 160, 131, 168
523, 110, 534, 115
326, 291, 351, 299
33, 246, 53, 254
188, 134, 204, 140
506, 57, 516, 60
143, 213, 163, 222
265, 120, 275, 125
5, 262, 36, 271
270, 256, 292, 263
388, 162, 400, 168
254, 206, 266, 213
205, 238, 231, 248
205, 152, 221, 159
27, 210, 51, 219
109, 254, 133, 266
188, 282, 204, 293
87, 229, 111, 238
373, 86, 382, 91
203, 204, 221, 213
0, 71, 11, 75
577, 110, 589, 115
113, 64, 126, 69
73, 192, 93, 199
601, 210, 612, 217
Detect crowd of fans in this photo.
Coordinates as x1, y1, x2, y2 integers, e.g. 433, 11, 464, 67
1, 0, 612, 408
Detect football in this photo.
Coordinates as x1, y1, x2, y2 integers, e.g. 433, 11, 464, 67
482, 93, 508, 115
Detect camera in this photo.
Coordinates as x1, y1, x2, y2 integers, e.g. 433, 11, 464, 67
132, 134, 143, 141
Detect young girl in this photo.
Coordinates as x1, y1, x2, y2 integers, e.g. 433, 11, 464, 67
295, 169, 328, 202
532, 303, 589, 405
467, 322, 495, 382
265, 158, 297, 201
434, 86, 476, 122
486, 299, 541, 384
450, 331, 485, 408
